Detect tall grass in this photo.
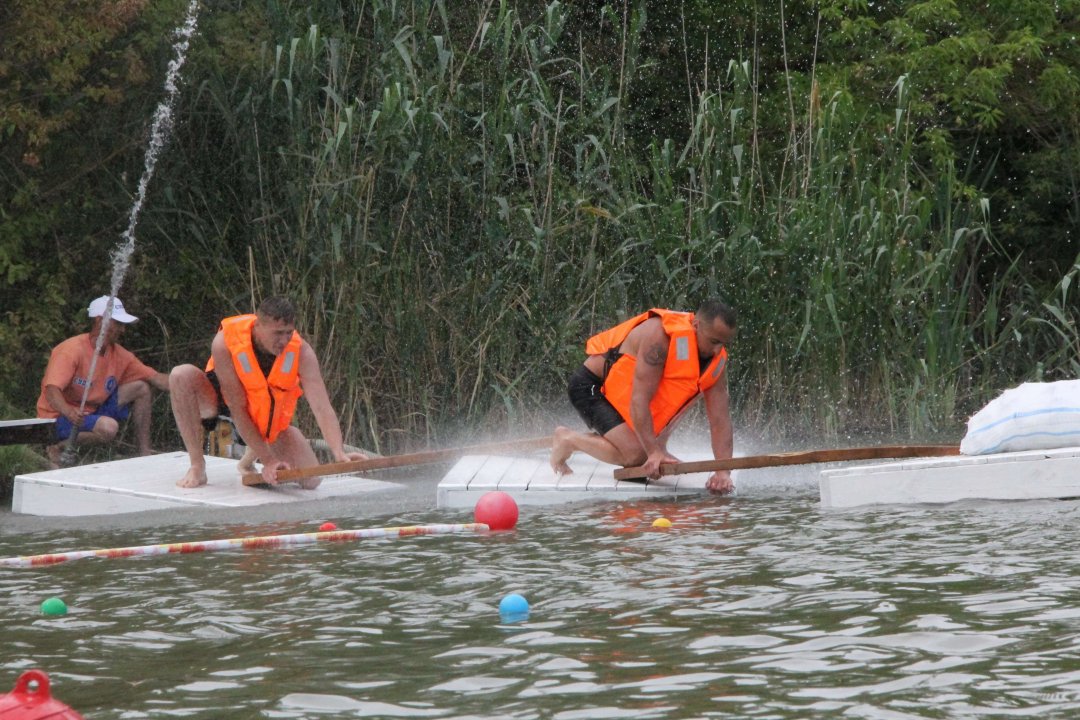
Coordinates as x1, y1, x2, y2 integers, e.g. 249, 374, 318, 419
602, 59, 1026, 440
169, 2, 646, 449
152, 0, 1076, 451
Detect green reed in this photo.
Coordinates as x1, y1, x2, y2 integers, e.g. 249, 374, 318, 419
205, 2, 651, 448
155, 0, 1073, 450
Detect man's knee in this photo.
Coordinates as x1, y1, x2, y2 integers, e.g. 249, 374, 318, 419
92, 416, 120, 441
169, 364, 205, 392
271, 427, 315, 466
602, 426, 645, 466
276, 426, 308, 451
119, 379, 151, 405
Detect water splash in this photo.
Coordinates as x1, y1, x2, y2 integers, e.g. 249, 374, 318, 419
109, 0, 201, 294
62, 0, 201, 464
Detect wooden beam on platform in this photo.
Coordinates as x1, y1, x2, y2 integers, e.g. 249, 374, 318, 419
613, 444, 961, 480
242, 436, 554, 486
0, 418, 56, 446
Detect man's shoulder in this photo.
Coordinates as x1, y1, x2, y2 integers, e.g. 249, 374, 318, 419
50, 333, 90, 356
209, 328, 230, 352
620, 316, 668, 359
100, 342, 145, 370
633, 315, 669, 338
109, 342, 138, 359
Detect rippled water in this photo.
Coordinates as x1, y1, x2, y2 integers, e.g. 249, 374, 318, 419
4, 493, 1080, 719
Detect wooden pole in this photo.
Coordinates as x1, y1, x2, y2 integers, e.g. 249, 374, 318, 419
242, 435, 553, 486
612, 444, 961, 480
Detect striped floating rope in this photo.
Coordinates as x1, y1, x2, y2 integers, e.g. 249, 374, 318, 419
0, 523, 489, 569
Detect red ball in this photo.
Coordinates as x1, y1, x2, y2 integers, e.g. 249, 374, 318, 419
474, 491, 519, 531
318, 522, 337, 532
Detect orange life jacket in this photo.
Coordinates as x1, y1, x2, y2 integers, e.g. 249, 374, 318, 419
205, 314, 304, 443
586, 309, 728, 434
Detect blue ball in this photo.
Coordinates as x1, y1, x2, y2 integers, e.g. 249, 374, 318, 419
499, 593, 530, 622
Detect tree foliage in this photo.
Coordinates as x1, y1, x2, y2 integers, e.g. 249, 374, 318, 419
0, 0, 191, 410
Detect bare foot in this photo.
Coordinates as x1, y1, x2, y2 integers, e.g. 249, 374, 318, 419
177, 466, 208, 488
237, 447, 257, 473
549, 426, 574, 475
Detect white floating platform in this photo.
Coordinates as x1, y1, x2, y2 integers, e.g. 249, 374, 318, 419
819, 446, 1080, 508
436, 454, 713, 509
13, 452, 401, 517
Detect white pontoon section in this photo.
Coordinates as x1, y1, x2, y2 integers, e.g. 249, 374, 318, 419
436, 454, 712, 509
13, 451, 400, 517
819, 446, 1080, 508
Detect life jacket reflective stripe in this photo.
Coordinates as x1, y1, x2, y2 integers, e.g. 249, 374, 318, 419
205, 314, 304, 443
586, 308, 728, 434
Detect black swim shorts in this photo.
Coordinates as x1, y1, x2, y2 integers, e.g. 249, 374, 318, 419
567, 365, 626, 435
201, 370, 232, 431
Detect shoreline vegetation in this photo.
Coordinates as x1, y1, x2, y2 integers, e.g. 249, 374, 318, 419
2, 1, 1078, 485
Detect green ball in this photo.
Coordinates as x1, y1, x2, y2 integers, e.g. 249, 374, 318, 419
40, 597, 67, 616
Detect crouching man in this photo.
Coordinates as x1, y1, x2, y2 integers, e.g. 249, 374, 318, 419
170, 296, 365, 488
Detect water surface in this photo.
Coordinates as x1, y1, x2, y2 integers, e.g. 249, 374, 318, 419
4, 485, 1080, 719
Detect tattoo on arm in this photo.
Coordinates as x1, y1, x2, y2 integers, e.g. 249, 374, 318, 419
643, 343, 667, 367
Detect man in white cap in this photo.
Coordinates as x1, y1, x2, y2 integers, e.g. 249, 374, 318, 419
36, 296, 170, 467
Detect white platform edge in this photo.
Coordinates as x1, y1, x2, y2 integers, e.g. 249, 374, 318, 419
12, 452, 401, 517
819, 446, 1080, 508
436, 454, 710, 509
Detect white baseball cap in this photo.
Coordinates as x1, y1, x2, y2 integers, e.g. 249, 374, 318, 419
87, 296, 138, 323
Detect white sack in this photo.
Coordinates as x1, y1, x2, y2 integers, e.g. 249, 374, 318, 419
961, 379, 1080, 455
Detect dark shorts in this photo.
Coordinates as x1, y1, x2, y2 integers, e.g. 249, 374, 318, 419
54, 390, 130, 441
567, 365, 626, 435
202, 370, 232, 431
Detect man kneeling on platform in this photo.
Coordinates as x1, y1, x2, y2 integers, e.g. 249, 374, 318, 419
550, 298, 737, 494
169, 296, 366, 489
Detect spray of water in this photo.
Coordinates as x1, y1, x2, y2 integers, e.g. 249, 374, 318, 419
61, 0, 201, 465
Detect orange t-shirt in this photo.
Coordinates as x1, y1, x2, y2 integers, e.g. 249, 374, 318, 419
36, 334, 157, 418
